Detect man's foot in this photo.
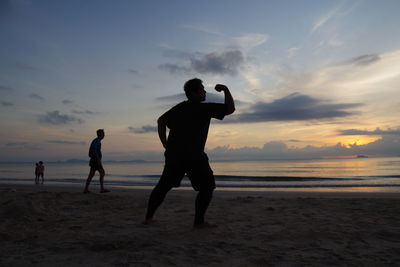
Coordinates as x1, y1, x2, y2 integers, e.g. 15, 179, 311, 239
83, 190, 91, 194
193, 222, 218, 229
100, 189, 110, 193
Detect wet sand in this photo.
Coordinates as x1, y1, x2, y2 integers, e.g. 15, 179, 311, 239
1, 184, 400, 266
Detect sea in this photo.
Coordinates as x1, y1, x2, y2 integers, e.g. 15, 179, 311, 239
1, 157, 400, 193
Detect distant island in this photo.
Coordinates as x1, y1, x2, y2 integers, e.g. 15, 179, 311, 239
65, 159, 87, 163
64, 159, 147, 164
356, 155, 369, 158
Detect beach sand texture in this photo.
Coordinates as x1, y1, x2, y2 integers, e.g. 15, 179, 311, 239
1, 185, 400, 266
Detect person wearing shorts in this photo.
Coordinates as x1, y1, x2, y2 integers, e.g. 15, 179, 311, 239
83, 129, 109, 193
144, 78, 235, 227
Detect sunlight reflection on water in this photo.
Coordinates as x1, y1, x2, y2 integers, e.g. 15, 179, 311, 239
1, 157, 399, 192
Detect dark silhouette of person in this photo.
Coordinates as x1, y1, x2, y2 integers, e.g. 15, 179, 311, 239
37, 161, 45, 184
34, 162, 39, 184
83, 129, 110, 193
144, 78, 235, 228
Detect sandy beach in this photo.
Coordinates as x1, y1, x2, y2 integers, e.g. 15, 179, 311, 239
1, 184, 400, 266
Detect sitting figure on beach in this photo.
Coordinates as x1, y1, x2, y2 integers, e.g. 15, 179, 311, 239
144, 78, 235, 228
83, 129, 110, 193
37, 161, 45, 184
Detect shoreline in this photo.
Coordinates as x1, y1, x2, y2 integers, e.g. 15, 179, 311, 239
2, 182, 400, 198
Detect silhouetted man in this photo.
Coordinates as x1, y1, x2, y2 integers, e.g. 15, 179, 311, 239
144, 78, 235, 228
84, 129, 110, 193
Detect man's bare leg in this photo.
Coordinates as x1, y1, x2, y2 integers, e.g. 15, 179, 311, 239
99, 168, 109, 193
193, 189, 215, 228
84, 169, 96, 193
144, 182, 172, 224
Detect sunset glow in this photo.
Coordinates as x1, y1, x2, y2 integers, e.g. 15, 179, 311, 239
1, 0, 399, 162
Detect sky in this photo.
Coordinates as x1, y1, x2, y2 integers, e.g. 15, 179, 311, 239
1, 0, 400, 162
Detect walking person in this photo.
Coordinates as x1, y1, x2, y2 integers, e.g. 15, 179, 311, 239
144, 78, 235, 228
83, 129, 110, 193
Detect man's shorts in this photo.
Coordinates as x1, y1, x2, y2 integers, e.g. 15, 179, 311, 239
89, 158, 103, 171
158, 153, 215, 191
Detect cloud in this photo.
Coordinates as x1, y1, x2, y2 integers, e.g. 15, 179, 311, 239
181, 24, 224, 36
71, 109, 99, 115
224, 93, 361, 123
245, 49, 400, 104
348, 54, 381, 66
128, 125, 157, 134
160, 49, 245, 76
159, 64, 191, 74
273, 50, 400, 106
47, 140, 86, 145
311, 1, 360, 34
208, 135, 400, 160
128, 69, 139, 75
4, 142, 41, 151
29, 93, 45, 101
233, 33, 268, 51
62, 99, 73, 105
311, 4, 341, 33
338, 128, 400, 136
191, 50, 244, 75
38, 111, 84, 125
0, 85, 13, 92
161, 46, 193, 59
181, 25, 267, 51
1, 101, 13, 106
5, 142, 26, 147
297, 50, 400, 98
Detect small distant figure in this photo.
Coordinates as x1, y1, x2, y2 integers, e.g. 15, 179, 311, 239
83, 129, 110, 193
144, 78, 235, 228
34, 162, 39, 184
37, 161, 45, 184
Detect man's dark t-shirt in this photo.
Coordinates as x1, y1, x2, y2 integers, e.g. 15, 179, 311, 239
160, 101, 226, 158
88, 137, 102, 159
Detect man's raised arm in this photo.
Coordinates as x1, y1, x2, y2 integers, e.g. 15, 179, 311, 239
215, 84, 235, 115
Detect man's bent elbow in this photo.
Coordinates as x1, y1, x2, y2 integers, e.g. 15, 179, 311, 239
157, 117, 166, 125
226, 106, 235, 115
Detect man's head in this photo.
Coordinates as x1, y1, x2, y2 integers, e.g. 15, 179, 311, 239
96, 129, 105, 139
184, 78, 206, 102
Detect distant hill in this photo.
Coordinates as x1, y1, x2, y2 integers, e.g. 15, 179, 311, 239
64, 159, 147, 163
104, 160, 147, 163
65, 159, 87, 163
